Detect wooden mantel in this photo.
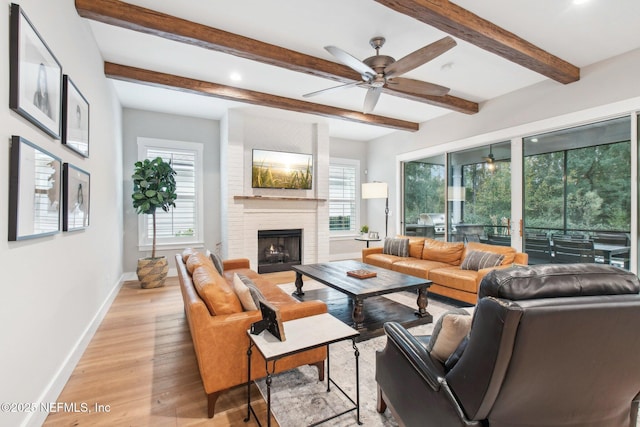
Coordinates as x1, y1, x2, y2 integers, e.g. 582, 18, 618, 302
233, 195, 327, 202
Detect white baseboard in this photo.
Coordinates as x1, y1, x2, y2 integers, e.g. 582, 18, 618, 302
22, 275, 125, 427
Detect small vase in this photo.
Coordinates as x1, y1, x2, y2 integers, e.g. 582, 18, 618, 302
136, 256, 169, 289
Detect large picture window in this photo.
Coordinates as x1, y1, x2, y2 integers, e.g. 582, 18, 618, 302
329, 159, 359, 234
137, 137, 203, 249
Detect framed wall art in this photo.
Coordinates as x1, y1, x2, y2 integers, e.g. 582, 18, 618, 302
63, 163, 90, 231
8, 136, 62, 241
9, 3, 63, 139
62, 76, 90, 157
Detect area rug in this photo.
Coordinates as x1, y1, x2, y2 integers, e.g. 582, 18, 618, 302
255, 281, 463, 426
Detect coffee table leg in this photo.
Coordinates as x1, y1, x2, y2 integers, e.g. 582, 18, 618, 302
293, 271, 305, 296
352, 298, 365, 329
415, 286, 429, 318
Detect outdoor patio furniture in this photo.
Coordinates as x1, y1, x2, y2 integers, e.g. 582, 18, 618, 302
552, 238, 595, 264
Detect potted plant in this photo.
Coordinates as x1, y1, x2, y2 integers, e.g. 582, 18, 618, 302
360, 225, 369, 236
132, 157, 177, 288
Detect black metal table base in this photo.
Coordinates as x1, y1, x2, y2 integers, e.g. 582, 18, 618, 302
245, 339, 361, 427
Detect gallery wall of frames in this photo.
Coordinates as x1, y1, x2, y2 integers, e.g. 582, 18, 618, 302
8, 3, 90, 241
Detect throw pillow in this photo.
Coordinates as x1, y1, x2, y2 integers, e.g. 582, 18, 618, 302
461, 250, 505, 271
426, 308, 472, 363
206, 249, 224, 274
181, 247, 198, 263
232, 273, 258, 311
383, 237, 410, 257
237, 273, 267, 308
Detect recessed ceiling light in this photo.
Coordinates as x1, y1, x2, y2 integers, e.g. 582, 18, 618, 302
531, 138, 539, 142
230, 72, 242, 82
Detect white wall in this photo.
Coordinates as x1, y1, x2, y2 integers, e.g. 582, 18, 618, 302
0, 1, 124, 426
367, 48, 640, 237
121, 108, 220, 273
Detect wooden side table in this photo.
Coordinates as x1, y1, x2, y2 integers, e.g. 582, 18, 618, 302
245, 313, 361, 426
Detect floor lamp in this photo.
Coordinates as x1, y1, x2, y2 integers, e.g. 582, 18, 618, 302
362, 182, 389, 238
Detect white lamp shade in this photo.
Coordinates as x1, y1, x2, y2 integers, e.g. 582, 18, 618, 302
362, 182, 388, 199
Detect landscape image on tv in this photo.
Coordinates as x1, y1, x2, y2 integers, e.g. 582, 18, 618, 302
252, 149, 313, 189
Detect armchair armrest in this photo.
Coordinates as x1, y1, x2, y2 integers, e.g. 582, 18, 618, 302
383, 322, 443, 391
223, 258, 251, 270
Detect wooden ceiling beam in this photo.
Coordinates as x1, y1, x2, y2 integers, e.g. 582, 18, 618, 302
375, 0, 580, 84
104, 62, 420, 132
76, 0, 478, 115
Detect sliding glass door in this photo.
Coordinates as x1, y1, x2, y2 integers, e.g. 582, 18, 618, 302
402, 155, 445, 238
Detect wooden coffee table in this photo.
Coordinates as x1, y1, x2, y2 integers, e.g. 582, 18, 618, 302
291, 260, 432, 340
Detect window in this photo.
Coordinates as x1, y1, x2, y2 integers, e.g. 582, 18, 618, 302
137, 137, 203, 250
329, 159, 359, 234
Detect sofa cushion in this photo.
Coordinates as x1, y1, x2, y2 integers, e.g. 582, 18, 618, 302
428, 267, 479, 293
186, 251, 211, 275
464, 241, 516, 265
181, 247, 198, 263
191, 263, 243, 316
232, 273, 258, 311
426, 308, 472, 363
391, 259, 451, 279
383, 237, 410, 257
461, 250, 505, 271
364, 253, 410, 269
422, 238, 465, 265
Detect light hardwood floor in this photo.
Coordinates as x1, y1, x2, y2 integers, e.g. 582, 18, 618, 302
43, 271, 297, 426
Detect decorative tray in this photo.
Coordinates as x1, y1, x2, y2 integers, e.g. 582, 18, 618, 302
347, 269, 377, 279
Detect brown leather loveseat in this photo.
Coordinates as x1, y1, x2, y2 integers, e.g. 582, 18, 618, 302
175, 250, 327, 417
376, 264, 640, 427
363, 237, 528, 304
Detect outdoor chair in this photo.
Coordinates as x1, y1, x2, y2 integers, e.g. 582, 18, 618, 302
487, 234, 511, 247
375, 264, 640, 427
525, 233, 551, 264
552, 238, 595, 264
464, 234, 481, 243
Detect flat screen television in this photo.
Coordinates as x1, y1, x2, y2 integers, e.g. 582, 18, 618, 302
252, 149, 313, 190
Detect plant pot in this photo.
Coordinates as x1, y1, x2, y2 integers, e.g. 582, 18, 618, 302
136, 256, 169, 289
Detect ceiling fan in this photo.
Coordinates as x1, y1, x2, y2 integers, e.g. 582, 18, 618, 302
303, 36, 456, 114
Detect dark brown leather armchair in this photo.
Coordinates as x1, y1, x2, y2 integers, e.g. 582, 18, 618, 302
376, 264, 640, 427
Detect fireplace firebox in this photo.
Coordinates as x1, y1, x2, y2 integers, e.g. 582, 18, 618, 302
257, 229, 302, 273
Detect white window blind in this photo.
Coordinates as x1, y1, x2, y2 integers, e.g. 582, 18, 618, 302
329, 160, 359, 233
137, 138, 203, 249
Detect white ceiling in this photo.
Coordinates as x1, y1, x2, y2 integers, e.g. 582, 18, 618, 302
85, 0, 640, 141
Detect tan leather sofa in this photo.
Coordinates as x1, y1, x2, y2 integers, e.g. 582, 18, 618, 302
175, 250, 327, 418
363, 238, 528, 304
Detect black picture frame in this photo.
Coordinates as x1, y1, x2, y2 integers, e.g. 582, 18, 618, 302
9, 136, 62, 241
62, 76, 90, 157
259, 300, 286, 341
63, 163, 90, 231
9, 3, 63, 139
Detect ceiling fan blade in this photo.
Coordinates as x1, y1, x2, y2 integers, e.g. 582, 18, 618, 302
385, 36, 457, 79
302, 81, 363, 98
325, 45, 376, 79
363, 87, 383, 114
387, 77, 450, 96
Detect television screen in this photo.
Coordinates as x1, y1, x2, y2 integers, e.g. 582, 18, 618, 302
252, 149, 313, 189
